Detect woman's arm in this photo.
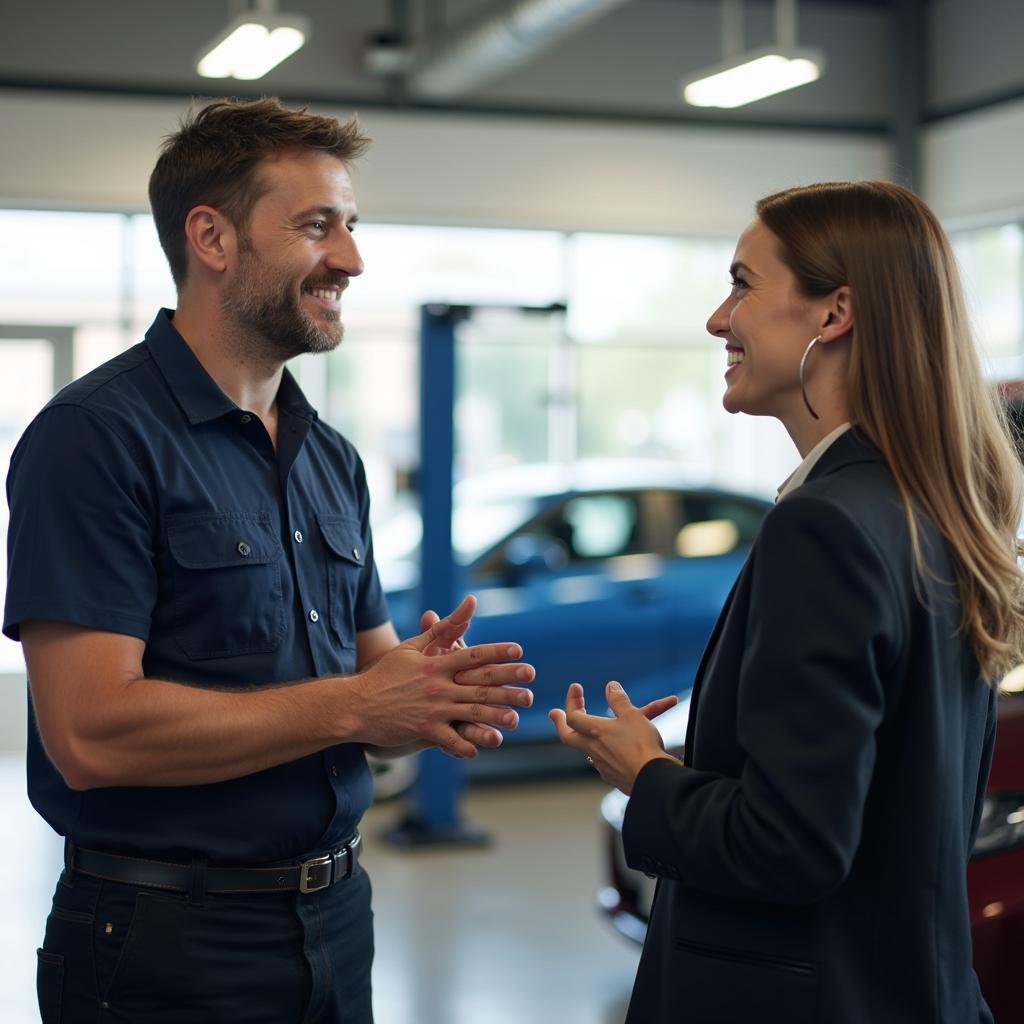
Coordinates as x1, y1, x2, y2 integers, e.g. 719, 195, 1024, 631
621, 495, 900, 904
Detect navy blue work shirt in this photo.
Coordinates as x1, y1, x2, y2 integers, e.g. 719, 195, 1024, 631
4, 309, 390, 863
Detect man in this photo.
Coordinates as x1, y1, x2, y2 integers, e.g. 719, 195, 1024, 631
4, 98, 534, 1024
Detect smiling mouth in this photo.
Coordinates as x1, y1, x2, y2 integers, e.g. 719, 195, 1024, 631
303, 285, 344, 303
726, 346, 745, 368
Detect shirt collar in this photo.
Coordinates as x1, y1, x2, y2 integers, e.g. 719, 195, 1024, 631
144, 308, 317, 426
776, 422, 853, 502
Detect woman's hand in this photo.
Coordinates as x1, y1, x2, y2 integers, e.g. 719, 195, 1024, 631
549, 681, 679, 794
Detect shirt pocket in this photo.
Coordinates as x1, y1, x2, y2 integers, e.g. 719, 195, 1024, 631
317, 514, 367, 650
166, 512, 285, 659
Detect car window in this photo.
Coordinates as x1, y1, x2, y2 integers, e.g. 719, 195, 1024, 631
467, 487, 767, 578
686, 495, 765, 543
373, 496, 541, 567
675, 494, 766, 557
454, 498, 541, 562
563, 495, 638, 558
472, 491, 642, 576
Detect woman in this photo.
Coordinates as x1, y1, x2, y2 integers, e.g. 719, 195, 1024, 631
551, 181, 1024, 1024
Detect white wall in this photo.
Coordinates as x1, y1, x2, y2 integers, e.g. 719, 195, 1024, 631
0, 92, 890, 234
923, 97, 1024, 226
0, 675, 26, 751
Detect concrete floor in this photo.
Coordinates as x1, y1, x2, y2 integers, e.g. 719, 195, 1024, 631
0, 754, 639, 1024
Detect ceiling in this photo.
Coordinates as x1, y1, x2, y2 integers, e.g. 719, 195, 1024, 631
3, 1, 1022, 135
0, 0, 906, 131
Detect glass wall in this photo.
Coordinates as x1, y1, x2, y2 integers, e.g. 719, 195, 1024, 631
951, 223, 1024, 378
0, 337, 59, 673
2, 207, 1023, 634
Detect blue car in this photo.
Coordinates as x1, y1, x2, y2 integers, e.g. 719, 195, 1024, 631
376, 462, 770, 740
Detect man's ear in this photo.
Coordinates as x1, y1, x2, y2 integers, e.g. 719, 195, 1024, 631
819, 285, 854, 344
182, 205, 236, 276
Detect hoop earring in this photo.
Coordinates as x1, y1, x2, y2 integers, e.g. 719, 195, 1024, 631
799, 336, 821, 421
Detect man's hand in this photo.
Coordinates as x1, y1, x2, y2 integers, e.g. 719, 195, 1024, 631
417, 596, 517, 751
357, 600, 534, 759
416, 594, 476, 656
418, 594, 474, 656
549, 681, 678, 794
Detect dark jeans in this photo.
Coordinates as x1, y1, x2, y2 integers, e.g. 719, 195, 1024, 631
36, 862, 375, 1023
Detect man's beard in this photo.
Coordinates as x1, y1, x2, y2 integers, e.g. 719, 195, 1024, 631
222, 246, 344, 361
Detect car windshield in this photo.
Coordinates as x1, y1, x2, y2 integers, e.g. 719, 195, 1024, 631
373, 496, 542, 569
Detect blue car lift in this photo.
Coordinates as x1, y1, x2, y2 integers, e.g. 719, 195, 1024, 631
382, 301, 566, 847
381, 303, 489, 847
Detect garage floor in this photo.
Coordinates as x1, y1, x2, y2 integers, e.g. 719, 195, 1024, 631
0, 755, 640, 1024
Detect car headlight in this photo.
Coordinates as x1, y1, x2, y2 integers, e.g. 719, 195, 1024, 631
972, 793, 1024, 857
601, 788, 629, 832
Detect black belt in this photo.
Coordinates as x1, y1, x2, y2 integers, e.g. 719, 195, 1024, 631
67, 833, 361, 895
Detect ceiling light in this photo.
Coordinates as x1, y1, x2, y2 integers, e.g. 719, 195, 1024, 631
683, 46, 822, 108
682, 0, 824, 109
196, 2, 310, 80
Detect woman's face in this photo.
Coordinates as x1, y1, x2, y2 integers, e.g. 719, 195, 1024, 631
707, 218, 823, 422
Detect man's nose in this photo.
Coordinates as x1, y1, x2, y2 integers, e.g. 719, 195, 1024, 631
327, 231, 364, 278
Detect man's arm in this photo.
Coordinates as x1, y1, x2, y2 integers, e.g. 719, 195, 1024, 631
22, 607, 533, 791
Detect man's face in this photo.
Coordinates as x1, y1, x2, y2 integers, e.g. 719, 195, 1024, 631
221, 149, 363, 360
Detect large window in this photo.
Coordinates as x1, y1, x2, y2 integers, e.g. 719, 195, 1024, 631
950, 223, 1024, 377
0, 334, 66, 673
4, 206, 1022, 649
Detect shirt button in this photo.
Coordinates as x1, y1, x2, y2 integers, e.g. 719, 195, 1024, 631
237, 541, 251, 557
309, 609, 319, 623
331, 765, 338, 778
352, 547, 360, 560
240, 413, 252, 424
294, 530, 303, 544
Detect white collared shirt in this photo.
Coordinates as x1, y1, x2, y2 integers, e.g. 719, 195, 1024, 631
776, 422, 853, 502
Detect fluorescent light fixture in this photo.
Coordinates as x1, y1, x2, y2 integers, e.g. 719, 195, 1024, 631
197, 9, 310, 80
682, 45, 823, 108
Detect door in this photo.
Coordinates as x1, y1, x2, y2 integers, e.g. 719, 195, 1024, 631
0, 325, 74, 676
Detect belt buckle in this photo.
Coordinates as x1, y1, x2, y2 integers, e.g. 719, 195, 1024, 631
298, 854, 332, 894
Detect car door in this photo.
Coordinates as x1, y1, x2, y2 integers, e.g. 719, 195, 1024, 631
465, 490, 674, 736
654, 491, 768, 693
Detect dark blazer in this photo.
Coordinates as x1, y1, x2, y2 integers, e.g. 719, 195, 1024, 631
622, 429, 997, 1024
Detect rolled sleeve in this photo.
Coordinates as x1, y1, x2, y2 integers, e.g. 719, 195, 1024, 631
4, 403, 157, 642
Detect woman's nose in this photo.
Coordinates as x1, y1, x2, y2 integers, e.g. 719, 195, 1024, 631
706, 297, 732, 338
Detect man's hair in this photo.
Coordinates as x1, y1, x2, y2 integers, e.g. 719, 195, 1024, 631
757, 180, 1024, 681
149, 97, 371, 287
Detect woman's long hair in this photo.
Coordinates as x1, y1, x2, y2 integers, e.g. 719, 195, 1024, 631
757, 180, 1024, 681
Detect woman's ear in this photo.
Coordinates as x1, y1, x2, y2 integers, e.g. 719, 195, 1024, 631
820, 285, 854, 344
182, 205, 234, 277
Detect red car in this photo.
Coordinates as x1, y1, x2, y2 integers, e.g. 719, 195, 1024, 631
598, 689, 1024, 1022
